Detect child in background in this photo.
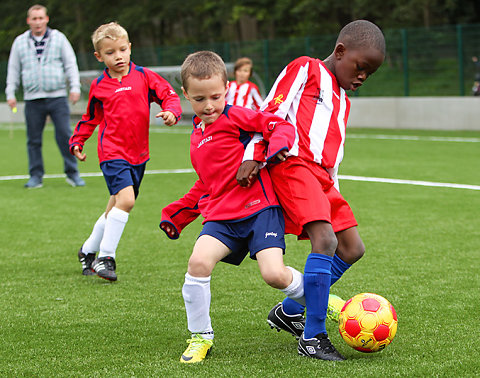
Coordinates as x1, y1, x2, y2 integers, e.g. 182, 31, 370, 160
237, 20, 386, 361
226, 57, 263, 109
159, 51, 305, 363
70, 22, 182, 281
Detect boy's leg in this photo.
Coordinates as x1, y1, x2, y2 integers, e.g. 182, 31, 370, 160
256, 248, 307, 338
92, 187, 134, 281
78, 212, 106, 275
297, 220, 344, 361
181, 235, 230, 363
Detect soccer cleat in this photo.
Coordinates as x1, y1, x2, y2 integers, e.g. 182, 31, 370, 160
327, 294, 346, 323
267, 302, 305, 339
180, 334, 213, 363
298, 333, 346, 361
77, 248, 96, 276
91, 256, 117, 281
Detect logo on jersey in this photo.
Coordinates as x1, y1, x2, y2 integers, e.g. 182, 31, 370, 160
115, 86, 132, 93
169, 89, 176, 95
245, 199, 260, 209
313, 88, 324, 104
197, 136, 212, 148
274, 94, 284, 105
265, 232, 278, 238
267, 121, 278, 131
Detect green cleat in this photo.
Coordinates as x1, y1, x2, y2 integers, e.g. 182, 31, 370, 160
180, 334, 213, 363
327, 294, 346, 322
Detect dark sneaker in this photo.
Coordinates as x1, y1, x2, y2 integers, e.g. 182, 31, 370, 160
267, 302, 305, 339
77, 248, 96, 276
91, 256, 117, 281
298, 333, 345, 361
66, 174, 86, 187
24, 176, 43, 188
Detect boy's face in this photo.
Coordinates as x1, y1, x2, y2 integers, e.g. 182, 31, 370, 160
333, 44, 384, 91
94, 37, 131, 79
182, 74, 228, 125
235, 64, 252, 84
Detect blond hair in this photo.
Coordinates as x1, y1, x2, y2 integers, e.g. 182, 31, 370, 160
91, 22, 129, 52
27, 4, 47, 17
181, 51, 227, 91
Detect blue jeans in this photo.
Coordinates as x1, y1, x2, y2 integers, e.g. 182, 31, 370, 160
24, 97, 79, 179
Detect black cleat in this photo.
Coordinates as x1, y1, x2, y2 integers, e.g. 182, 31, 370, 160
267, 302, 305, 339
78, 248, 96, 276
91, 256, 117, 281
298, 333, 345, 361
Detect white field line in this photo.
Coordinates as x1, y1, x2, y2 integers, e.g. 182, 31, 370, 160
1, 169, 480, 191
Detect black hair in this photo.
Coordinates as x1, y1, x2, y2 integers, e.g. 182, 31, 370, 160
337, 20, 386, 55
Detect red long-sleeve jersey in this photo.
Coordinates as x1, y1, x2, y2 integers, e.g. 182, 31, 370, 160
69, 62, 182, 165
160, 104, 295, 238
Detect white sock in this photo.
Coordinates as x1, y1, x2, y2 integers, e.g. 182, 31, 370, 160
82, 212, 106, 254
98, 207, 129, 259
182, 273, 213, 338
280, 266, 306, 306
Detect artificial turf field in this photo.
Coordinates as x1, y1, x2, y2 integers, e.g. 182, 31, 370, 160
0, 123, 479, 376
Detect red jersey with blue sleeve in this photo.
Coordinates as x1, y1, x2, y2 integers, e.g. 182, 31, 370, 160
160, 104, 295, 236
69, 62, 182, 165
261, 56, 351, 188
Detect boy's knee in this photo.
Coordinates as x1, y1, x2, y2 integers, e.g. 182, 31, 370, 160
188, 255, 214, 277
262, 268, 290, 289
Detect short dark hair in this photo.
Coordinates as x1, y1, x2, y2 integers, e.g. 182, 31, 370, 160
181, 51, 227, 91
337, 20, 386, 56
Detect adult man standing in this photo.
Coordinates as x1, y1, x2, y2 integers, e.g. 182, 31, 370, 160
6, 4, 85, 188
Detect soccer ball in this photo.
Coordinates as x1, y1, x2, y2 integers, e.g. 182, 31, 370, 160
338, 292, 397, 353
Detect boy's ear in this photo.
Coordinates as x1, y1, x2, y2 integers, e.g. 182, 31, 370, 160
334, 43, 346, 59
181, 86, 189, 100
94, 51, 103, 63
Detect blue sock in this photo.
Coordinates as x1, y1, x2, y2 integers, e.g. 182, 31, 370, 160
281, 297, 305, 315
303, 253, 332, 339
330, 254, 351, 286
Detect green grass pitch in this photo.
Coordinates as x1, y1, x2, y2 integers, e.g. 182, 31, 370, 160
0, 123, 479, 376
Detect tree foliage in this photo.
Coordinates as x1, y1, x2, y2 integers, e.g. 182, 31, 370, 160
0, 0, 479, 61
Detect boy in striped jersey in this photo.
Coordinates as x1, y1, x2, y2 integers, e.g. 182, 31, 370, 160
238, 20, 386, 360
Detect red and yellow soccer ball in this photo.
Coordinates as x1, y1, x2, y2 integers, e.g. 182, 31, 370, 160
338, 293, 397, 353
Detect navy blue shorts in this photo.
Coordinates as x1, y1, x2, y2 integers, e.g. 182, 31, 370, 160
100, 159, 146, 197
199, 207, 286, 266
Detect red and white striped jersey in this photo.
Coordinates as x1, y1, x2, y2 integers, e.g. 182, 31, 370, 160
226, 80, 263, 110
261, 56, 351, 188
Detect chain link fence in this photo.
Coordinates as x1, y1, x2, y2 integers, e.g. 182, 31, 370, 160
2, 23, 480, 100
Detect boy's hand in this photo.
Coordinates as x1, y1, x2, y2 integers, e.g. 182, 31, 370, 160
73, 145, 86, 161
156, 110, 176, 126
236, 160, 260, 187
276, 150, 290, 161
160, 221, 178, 239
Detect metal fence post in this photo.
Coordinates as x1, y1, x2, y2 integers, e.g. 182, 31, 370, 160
457, 24, 465, 96
401, 29, 409, 96
263, 39, 270, 90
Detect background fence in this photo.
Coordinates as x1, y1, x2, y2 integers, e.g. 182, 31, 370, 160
1, 23, 480, 99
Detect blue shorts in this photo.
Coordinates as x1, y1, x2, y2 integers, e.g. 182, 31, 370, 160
199, 206, 286, 266
100, 159, 146, 197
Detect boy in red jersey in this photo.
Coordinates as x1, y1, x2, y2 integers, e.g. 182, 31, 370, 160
237, 20, 386, 360
159, 51, 306, 363
69, 22, 181, 281
226, 57, 263, 110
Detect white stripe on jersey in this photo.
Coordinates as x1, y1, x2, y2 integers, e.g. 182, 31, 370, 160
309, 63, 334, 164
